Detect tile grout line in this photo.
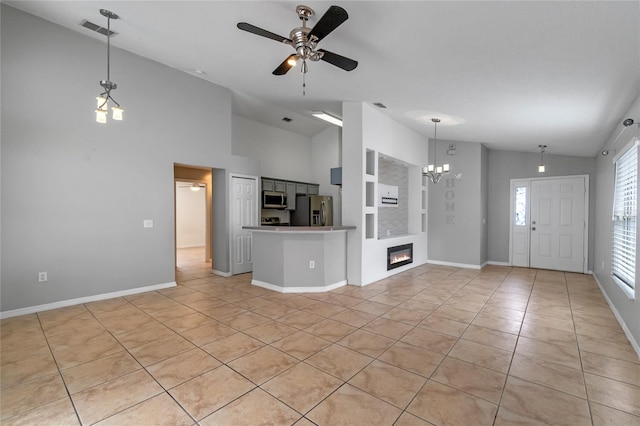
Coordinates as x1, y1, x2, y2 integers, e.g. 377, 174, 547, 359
490, 268, 537, 425
35, 310, 85, 426
565, 272, 595, 426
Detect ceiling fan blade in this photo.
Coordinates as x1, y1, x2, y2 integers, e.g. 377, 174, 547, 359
318, 49, 358, 71
237, 22, 291, 43
308, 5, 348, 42
273, 54, 298, 75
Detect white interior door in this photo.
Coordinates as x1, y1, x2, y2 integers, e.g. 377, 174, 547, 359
530, 176, 586, 273
231, 175, 258, 274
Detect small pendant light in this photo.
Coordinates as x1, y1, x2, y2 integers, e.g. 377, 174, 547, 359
538, 145, 547, 173
95, 9, 123, 123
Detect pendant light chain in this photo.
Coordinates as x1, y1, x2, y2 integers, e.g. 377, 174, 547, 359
106, 12, 111, 83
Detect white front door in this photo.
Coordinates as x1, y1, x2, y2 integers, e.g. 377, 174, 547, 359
510, 175, 588, 273
530, 177, 586, 273
230, 175, 258, 275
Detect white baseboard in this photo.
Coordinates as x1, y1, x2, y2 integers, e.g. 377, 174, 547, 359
252, 279, 347, 293
212, 270, 232, 277
0, 281, 177, 320
592, 274, 640, 361
486, 261, 511, 267
427, 259, 483, 270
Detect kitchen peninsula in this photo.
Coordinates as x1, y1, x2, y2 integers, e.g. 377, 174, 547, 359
243, 226, 356, 293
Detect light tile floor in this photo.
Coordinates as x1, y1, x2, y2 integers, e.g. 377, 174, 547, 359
1, 246, 639, 425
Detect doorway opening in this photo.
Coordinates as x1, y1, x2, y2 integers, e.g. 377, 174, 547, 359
174, 164, 212, 275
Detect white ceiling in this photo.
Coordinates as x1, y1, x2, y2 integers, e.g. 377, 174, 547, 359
6, 1, 640, 157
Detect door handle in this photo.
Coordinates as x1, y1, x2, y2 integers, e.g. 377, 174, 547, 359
320, 201, 326, 226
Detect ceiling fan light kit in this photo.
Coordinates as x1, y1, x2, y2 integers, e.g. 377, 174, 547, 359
237, 4, 358, 95
95, 9, 123, 123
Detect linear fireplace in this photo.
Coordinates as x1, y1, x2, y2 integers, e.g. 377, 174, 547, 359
387, 243, 413, 270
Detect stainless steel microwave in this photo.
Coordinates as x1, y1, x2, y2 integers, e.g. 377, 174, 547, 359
263, 191, 287, 209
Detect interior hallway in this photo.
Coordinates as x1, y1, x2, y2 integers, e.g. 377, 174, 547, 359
1, 258, 639, 425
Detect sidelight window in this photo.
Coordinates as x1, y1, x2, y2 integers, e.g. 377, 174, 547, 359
611, 139, 638, 296
514, 186, 527, 226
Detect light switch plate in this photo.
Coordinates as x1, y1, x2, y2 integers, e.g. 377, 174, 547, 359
143, 219, 153, 228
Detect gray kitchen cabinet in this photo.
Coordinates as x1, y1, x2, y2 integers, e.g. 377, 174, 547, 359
262, 179, 274, 192
275, 181, 286, 192
286, 182, 296, 210
307, 184, 319, 195
296, 183, 308, 194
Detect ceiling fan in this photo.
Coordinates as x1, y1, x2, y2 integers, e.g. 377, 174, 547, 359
237, 4, 358, 77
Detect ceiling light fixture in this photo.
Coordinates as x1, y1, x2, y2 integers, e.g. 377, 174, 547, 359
95, 9, 123, 123
538, 145, 547, 173
312, 111, 343, 127
422, 118, 450, 184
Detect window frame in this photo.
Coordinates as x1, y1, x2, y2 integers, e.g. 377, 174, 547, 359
611, 138, 639, 299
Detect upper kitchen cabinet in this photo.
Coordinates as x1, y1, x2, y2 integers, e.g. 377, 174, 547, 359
262, 179, 274, 192
296, 183, 308, 194
262, 177, 321, 211
286, 182, 296, 211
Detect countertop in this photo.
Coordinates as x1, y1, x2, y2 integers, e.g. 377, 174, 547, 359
243, 226, 356, 232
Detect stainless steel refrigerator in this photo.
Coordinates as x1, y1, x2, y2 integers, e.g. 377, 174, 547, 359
291, 195, 333, 226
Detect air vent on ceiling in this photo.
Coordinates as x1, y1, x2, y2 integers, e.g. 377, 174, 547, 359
373, 102, 387, 109
282, 117, 293, 122
80, 19, 117, 37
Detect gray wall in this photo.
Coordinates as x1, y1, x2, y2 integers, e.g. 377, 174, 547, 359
1, 6, 238, 311
593, 94, 640, 347
428, 140, 484, 266
212, 168, 229, 274
486, 150, 596, 268
311, 127, 342, 226
480, 145, 489, 264
232, 115, 313, 183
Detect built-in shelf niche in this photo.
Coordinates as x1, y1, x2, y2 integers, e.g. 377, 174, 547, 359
421, 187, 427, 232
366, 149, 376, 176
365, 181, 375, 207
365, 213, 375, 239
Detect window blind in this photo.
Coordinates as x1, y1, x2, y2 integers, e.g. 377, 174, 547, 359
612, 141, 638, 290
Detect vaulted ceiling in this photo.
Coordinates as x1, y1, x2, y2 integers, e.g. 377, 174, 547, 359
6, 1, 640, 156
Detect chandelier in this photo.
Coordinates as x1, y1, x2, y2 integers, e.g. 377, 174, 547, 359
95, 9, 123, 123
422, 118, 450, 183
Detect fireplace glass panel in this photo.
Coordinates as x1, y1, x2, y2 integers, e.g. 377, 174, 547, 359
387, 243, 413, 270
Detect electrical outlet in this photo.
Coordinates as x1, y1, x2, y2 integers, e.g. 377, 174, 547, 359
38, 272, 47, 283
309, 260, 315, 269
143, 219, 153, 228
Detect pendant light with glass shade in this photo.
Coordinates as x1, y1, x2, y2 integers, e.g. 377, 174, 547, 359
422, 118, 450, 183
95, 9, 123, 123
538, 145, 547, 173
